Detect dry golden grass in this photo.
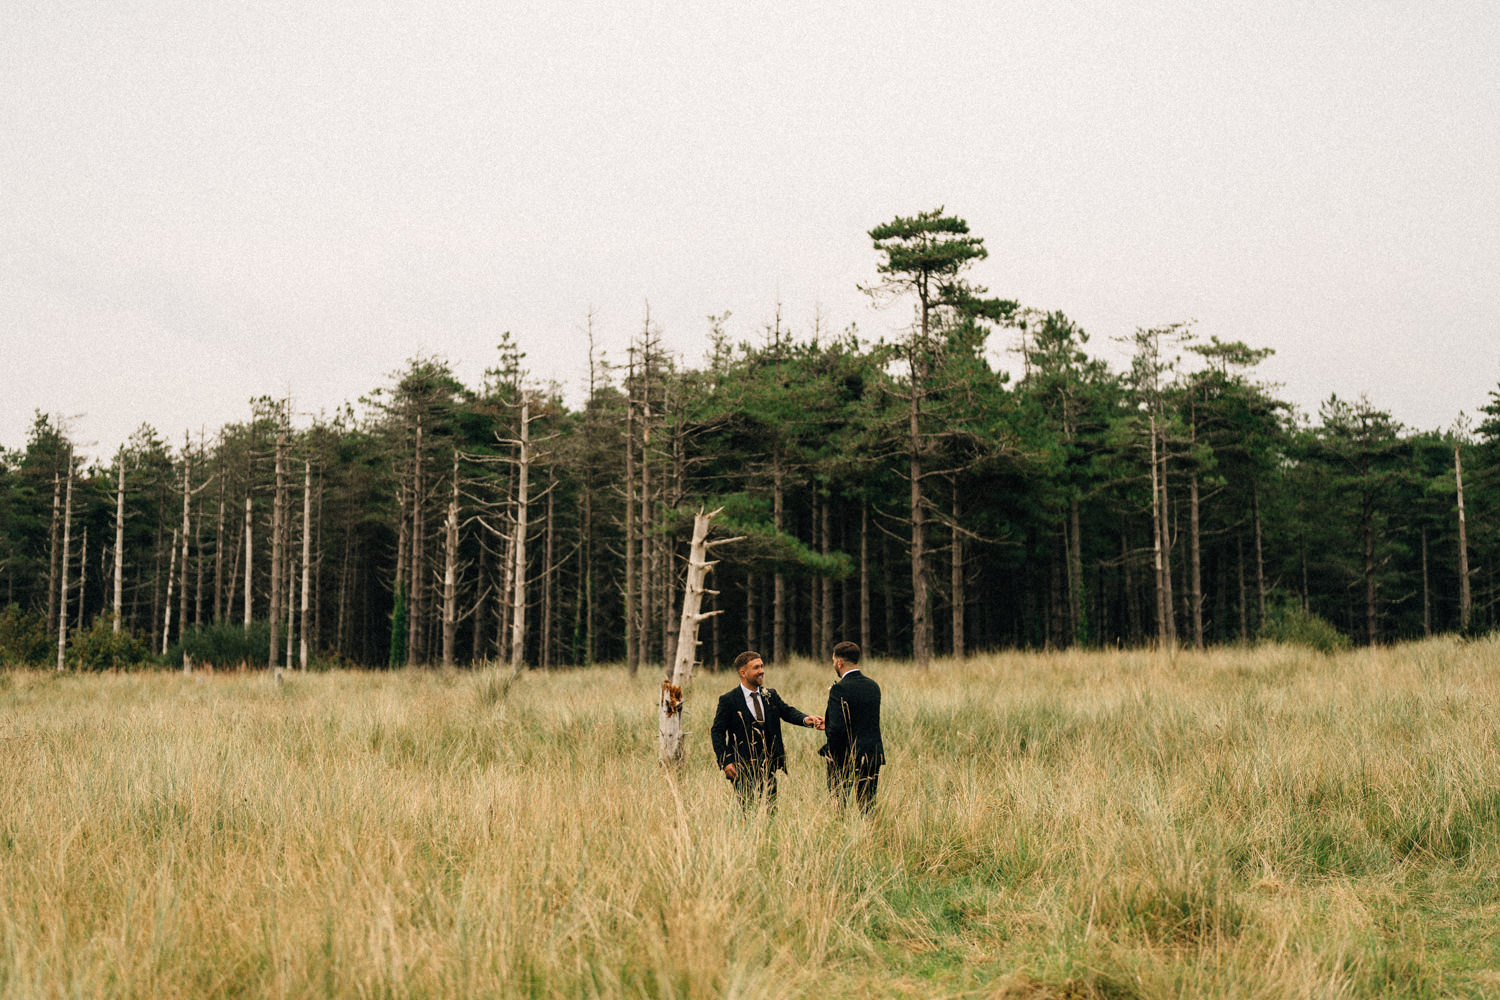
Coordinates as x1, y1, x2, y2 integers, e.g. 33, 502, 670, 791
3, 637, 1500, 998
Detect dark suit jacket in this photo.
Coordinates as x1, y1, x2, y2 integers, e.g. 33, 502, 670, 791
711, 686, 808, 774
821, 670, 884, 771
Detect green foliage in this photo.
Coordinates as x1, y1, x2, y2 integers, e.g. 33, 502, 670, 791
703, 492, 853, 579
0, 606, 50, 666
5, 214, 1500, 667
1258, 598, 1351, 653
865, 208, 1016, 325
69, 615, 151, 671
169, 620, 273, 669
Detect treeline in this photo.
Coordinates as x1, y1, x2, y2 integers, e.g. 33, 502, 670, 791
3, 210, 1498, 670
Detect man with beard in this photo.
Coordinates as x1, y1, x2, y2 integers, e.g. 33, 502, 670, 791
710, 650, 821, 809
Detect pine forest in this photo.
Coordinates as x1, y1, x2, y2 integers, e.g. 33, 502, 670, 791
4, 210, 1498, 672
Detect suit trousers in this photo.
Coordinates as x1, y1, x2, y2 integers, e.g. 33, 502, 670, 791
732, 762, 778, 810
827, 761, 879, 811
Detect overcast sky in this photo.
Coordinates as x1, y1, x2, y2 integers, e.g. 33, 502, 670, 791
4, 2, 1497, 461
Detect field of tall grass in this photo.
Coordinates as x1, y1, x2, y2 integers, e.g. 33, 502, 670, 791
3, 638, 1500, 999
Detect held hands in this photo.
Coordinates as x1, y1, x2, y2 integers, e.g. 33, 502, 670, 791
725, 714, 826, 778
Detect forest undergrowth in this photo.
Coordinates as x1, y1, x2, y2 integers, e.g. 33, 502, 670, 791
3, 637, 1500, 999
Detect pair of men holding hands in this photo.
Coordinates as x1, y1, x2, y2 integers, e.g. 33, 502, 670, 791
709, 641, 884, 811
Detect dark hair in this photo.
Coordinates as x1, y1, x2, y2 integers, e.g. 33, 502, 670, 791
733, 650, 763, 671
832, 641, 860, 664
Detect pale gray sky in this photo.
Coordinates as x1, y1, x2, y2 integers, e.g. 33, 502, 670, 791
4, 2, 1497, 460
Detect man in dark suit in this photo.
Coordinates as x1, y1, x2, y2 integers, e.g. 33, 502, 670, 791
711, 650, 821, 808
820, 640, 884, 811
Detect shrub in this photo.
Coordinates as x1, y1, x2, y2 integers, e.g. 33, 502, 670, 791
0, 606, 51, 666
68, 614, 152, 671
1258, 599, 1350, 653
169, 620, 272, 669
1459, 610, 1495, 641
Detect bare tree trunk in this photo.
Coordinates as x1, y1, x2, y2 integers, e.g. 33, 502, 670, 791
243, 494, 254, 629
193, 477, 204, 628
542, 471, 555, 668
226, 499, 243, 628
711, 582, 720, 666
161, 528, 178, 657
471, 538, 487, 664
113, 462, 125, 633
214, 456, 226, 623
1189, 472, 1203, 648
859, 503, 871, 653
657, 509, 737, 765
746, 572, 758, 652
337, 533, 350, 659
1456, 443, 1471, 631
425, 595, 437, 668
77, 526, 87, 630
820, 497, 834, 655
47, 474, 60, 638
1363, 493, 1377, 646
571, 519, 585, 665
285, 533, 296, 669
910, 390, 931, 669
179, 450, 191, 647
300, 459, 312, 669
56, 456, 73, 671
582, 525, 594, 664
312, 476, 323, 653
624, 355, 638, 673
509, 396, 532, 675
495, 506, 513, 664
787, 580, 798, 655
150, 511, 163, 652
583, 309, 600, 666
639, 391, 653, 668
708, 578, 720, 665
1062, 521, 1077, 647
905, 299, 937, 668
1150, 417, 1167, 646
408, 416, 424, 666
1253, 484, 1267, 629
1159, 449, 1176, 648
270, 432, 285, 676
394, 484, 409, 663
950, 492, 964, 658
1069, 498, 1085, 646
441, 455, 460, 668
772, 447, 787, 664
662, 398, 685, 669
